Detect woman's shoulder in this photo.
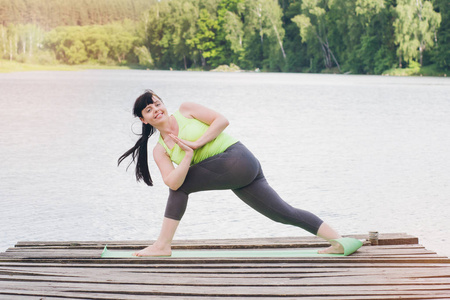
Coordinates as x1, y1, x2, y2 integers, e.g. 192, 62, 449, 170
155, 137, 165, 149
179, 101, 197, 112
178, 102, 209, 119
153, 141, 168, 156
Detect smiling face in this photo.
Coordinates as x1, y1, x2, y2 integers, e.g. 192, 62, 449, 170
139, 98, 169, 126
132, 90, 168, 127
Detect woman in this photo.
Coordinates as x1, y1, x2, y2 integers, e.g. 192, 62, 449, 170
119, 90, 351, 256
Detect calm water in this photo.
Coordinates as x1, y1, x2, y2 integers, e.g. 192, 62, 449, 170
1, 70, 449, 256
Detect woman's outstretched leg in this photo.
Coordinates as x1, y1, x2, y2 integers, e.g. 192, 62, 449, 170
316, 222, 344, 254
234, 179, 345, 253
232, 165, 345, 254
232, 174, 325, 236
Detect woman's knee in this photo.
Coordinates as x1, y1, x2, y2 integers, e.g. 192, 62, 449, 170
164, 189, 189, 221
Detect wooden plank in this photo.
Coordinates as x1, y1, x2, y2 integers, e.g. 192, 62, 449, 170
0, 289, 446, 300
1, 257, 450, 266
1, 261, 450, 270
9, 252, 450, 262
0, 280, 449, 297
1, 270, 449, 286
3, 264, 449, 278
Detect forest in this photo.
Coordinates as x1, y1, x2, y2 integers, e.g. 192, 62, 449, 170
0, 0, 448, 75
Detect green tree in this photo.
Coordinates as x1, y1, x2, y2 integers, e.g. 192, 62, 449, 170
0, 25, 6, 59
327, 0, 385, 74
105, 22, 138, 64
292, 0, 341, 71
44, 23, 139, 65
65, 39, 88, 64
213, 0, 245, 66
171, 1, 199, 69
0, 0, 157, 29
14, 24, 45, 62
188, 8, 220, 67
143, 1, 170, 68
394, 0, 441, 66
6, 24, 18, 61
264, 0, 287, 67
134, 45, 154, 68
143, 0, 198, 69
242, 0, 286, 71
84, 26, 109, 62
433, 0, 449, 70
44, 27, 88, 64
281, 0, 309, 72
363, 1, 397, 74
223, 9, 245, 56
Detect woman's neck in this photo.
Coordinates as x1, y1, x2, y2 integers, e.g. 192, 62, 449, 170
157, 115, 178, 138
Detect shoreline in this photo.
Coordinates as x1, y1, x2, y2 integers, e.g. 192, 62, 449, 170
1, 59, 448, 77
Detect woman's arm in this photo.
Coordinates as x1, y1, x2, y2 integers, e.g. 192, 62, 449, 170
178, 102, 230, 149
154, 142, 193, 191
154, 102, 228, 190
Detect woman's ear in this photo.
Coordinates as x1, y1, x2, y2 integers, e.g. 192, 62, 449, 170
139, 117, 147, 124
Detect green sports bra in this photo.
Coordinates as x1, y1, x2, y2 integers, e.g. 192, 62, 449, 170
158, 110, 238, 165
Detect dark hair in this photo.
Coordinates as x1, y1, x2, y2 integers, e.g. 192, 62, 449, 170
118, 90, 161, 186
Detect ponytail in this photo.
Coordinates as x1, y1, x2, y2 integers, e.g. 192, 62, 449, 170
118, 90, 160, 186
118, 123, 155, 186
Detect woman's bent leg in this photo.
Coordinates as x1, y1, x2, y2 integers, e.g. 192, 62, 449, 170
135, 142, 259, 256
133, 217, 180, 256
164, 189, 189, 221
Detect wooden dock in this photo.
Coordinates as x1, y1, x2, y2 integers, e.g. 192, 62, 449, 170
0, 233, 449, 299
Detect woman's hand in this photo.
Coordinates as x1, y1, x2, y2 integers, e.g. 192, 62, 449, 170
169, 134, 198, 151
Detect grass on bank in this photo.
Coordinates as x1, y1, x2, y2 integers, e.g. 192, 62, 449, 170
0, 59, 133, 73
382, 63, 449, 77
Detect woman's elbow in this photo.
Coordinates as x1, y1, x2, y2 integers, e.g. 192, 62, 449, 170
164, 179, 181, 191
169, 185, 180, 191
221, 116, 230, 128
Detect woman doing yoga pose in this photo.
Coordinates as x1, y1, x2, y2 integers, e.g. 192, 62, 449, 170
119, 90, 352, 256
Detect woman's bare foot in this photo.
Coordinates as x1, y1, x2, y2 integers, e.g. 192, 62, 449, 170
133, 244, 172, 257
317, 240, 344, 254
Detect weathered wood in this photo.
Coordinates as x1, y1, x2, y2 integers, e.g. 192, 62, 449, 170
1, 269, 450, 285
12, 233, 417, 249
0, 233, 449, 299
1, 279, 450, 297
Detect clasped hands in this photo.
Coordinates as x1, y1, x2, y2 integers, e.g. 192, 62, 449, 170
169, 134, 198, 154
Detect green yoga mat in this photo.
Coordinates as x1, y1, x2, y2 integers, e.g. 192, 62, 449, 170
101, 238, 363, 258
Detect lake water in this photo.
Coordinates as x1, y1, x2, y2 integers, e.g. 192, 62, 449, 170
0, 70, 449, 257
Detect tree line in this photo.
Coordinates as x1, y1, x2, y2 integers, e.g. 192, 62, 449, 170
0, 0, 157, 29
0, 0, 448, 74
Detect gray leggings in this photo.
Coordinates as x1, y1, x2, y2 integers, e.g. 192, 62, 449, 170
164, 142, 324, 235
